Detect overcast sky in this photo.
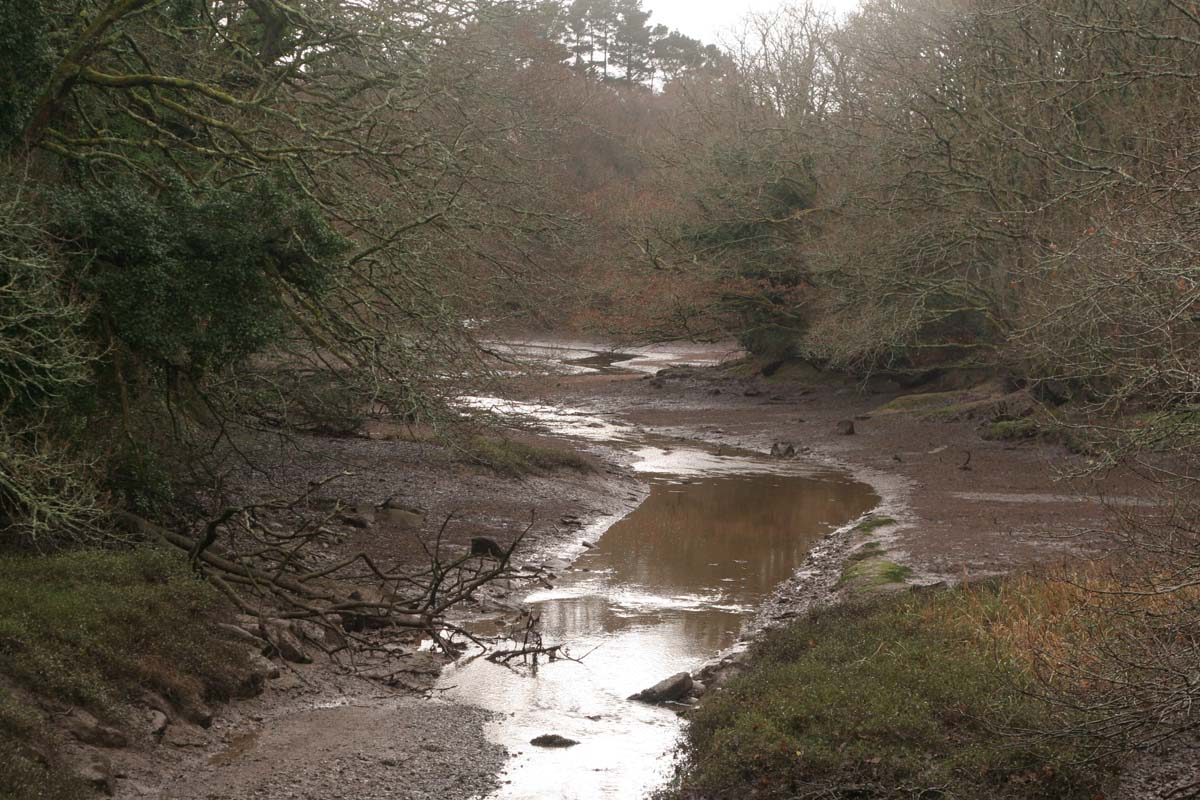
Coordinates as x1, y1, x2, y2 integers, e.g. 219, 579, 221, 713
645, 0, 863, 44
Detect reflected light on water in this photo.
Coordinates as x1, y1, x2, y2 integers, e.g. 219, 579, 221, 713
441, 470, 877, 800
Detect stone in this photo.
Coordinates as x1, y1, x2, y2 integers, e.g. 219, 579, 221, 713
73, 753, 114, 795
217, 623, 269, 652
470, 537, 507, 559
64, 709, 129, 749
835, 419, 856, 435
147, 710, 170, 738
178, 699, 214, 728
162, 721, 208, 748
770, 441, 796, 458
629, 671, 693, 704
581, 540, 595, 548
530, 734, 579, 748
237, 652, 281, 697
262, 620, 312, 664
338, 511, 373, 529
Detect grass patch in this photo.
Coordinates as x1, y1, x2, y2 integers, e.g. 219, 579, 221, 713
874, 389, 976, 414
837, 557, 913, 591
662, 588, 1110, 800
845, 541, 884, 563
0, 547, 248, 799
853, 515, 897, 534
982, 418, 1041, 441
467, 435, 594, 476
0, 548, 247, 716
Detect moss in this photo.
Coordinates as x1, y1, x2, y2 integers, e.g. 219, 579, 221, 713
845, 541, 884, 563
661, 590, 1109, 800
838, 557, 914, 591
853, 515, 896, 534
982, 418, 1041, 441
467, 435, 594, 477
874, 389, 976, 414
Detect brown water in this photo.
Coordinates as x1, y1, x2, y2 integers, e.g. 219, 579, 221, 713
442, 467, 877, 799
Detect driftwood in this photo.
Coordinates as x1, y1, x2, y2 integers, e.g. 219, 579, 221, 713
115, 495, 541, 657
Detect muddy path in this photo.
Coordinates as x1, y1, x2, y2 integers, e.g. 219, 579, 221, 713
129, 338, 1132, 800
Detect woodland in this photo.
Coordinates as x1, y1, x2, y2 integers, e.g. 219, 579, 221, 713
1, 0, 1199, 797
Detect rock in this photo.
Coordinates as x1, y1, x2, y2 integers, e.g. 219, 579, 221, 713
216, 622, 269, 652
690, 680, 707, 698
178, 699, 214, 728
161, 721, 208, 748
262, 620, 312, 664
530, 734, 579, 748
237, 652, 281, 697
338, 511, 373, 529
295, 619, 346, 650
147, 710, 170, 738
629, 671, 693, 704
64, 709, 129, 749
470, 536, 507, 559
73, 753, 114, 795
835, 419, 856, 435
743, 388, 763, 397
707, 388, 721, 395
581, 540, 595, 548
378, 506, 424, 529
770, 441, 796, 458
139, 691, 173, 718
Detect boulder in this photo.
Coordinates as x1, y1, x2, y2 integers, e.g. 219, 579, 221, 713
629, 671, 693, 704
530, 734, 579, 748
147, 710, 170, 738
835, 419, 856, 436
770, 441, 796, 458
262, 619, 312, 664
63, 709, 128, 749
216, 623, 269, 653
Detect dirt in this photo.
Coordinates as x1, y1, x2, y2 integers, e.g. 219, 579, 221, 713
102, 349, 1174, 799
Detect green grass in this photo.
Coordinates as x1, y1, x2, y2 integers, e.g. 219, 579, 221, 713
875, 389, 975, 414
837, 557, 914, 591
982, 418, 1041, 441
853, 515, 897, 534
0, 548, 248, 800
662, 591, 1108, 800
467, 436, 594, 476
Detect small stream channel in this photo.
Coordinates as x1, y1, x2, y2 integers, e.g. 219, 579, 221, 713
443, 342, 878, 799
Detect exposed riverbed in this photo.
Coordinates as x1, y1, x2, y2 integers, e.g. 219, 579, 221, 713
443, 341, 878, 799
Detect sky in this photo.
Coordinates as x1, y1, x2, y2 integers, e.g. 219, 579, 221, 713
645, 0, 863, 44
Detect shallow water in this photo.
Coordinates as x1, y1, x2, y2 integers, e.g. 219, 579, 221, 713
442, 466, 877, 799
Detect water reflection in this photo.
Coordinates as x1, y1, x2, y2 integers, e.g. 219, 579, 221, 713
441, 470, 877, 800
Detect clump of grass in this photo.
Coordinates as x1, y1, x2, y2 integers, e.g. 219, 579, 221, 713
982, 418, 1041, 441
846, 541, 884, 562
874, 389, 975, 414
853, 515, 896, 534
0, 548, 247, 717
837, 557, 913, 591
467, 436, 594, 476
662, 589, 1109, 800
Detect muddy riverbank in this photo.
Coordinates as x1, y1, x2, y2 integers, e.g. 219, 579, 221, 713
128, 339, 1130, 799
